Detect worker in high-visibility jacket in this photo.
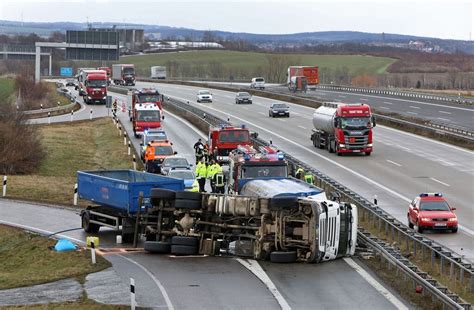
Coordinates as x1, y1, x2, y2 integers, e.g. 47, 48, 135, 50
295, 167, 304, 180
190, 180, 199, 192
213, 163, 225, 194
206, 159, 218, 193
304, 172, 314, 185
195, 159, 208, 192
144, 143, 156, 173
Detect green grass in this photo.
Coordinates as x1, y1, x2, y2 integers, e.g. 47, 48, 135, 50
8, 118, 133, 205
0, 225, 110, 290
70, 50, 395, 80
0, 77, 15, 106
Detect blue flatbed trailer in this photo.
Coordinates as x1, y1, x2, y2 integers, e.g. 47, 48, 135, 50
78, 170, 184, 214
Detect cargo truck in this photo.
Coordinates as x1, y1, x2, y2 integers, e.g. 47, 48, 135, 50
112, 64, 136, 86
288, 76, 308, 93
77, 168, 357, 263
311, 102, 376, 156
150, 66, 167, 79
78, 69, 108, 104
98, 66, 112, 85
287, 66, 319, 90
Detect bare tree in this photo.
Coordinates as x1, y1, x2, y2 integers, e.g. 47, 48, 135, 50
265, 54, 300, 83
447, 71, 458, 89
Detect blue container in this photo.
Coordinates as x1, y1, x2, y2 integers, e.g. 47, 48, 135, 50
77, 170, 184, 214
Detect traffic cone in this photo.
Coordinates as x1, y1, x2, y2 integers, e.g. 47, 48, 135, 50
121, 101, 126, 113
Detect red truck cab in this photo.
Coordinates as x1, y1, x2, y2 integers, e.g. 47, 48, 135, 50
83, 70, 107, 104
209, 125, 252, 163
98, 67, 111, 85
132, 88, 164, 116
132, 103, 163, 138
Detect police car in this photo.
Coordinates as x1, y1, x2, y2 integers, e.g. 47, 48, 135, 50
407, 193, 458, 233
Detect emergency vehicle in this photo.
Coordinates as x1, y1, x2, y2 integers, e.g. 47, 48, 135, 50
129, 88, 164, 121
209, 125, 252, 164
132, 103, 163, 138
407, 193, 458, 233
145, 140, 177, 174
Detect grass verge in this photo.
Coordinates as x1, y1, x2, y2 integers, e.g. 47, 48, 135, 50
2, 300, 127, 309
0, 224, 110, 290
0, 76, 15, 106
8, 118, 133, 205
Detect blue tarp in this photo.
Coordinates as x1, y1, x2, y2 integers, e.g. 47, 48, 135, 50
54, 239, 77, 252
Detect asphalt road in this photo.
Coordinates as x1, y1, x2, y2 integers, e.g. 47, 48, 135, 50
2, 82, 410, 309
137, 81, 474, 262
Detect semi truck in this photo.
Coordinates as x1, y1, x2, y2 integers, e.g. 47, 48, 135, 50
288, 76, 308, 93
287, 66, 319, 90
150, 66, 167, 79
311, 102, 375, 156
132, 103, 163, 138
209, 125, 252, 164
77, 168, 357, 263
77, 69, 108, 104
98, 66, 112, 85
112, 64, 136, 86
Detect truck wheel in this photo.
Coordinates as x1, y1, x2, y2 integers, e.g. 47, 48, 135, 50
174, 199, 201, 210
270, 251, 297, 263
269, 196, 298, 210
82, 211, 100, 233
171, 245, 198, 255
171, 236, 198, 247
151, 188, 176, 200
175, 191, 201, 201
144, 241, 171, 254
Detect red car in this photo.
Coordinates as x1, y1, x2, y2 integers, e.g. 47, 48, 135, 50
407, 193, 458, 233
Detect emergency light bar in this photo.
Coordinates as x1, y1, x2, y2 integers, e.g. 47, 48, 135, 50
419, 193, 443, 197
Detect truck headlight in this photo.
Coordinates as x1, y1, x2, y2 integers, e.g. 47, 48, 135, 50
87, 96, 91, 99
420, 217, 431, 222
367, 144, 373, 147
339, 144, 346, 148
102, 96, 107, 99
448, 217, 457, 222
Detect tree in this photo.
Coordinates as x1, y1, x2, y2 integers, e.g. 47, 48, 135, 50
415, 80, 421, 89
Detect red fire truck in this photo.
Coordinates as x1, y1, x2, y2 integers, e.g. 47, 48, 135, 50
208, 125, 252, 163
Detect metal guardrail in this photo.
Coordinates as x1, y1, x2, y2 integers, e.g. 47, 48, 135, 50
21, 89, 76, 115
162, 95, 473, 309
316, 84, 474, 105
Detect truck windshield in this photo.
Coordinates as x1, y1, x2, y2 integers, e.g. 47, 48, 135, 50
420, 201, 450, 211
218, 130, 250, 143
87, 80, 106, 88
137, 94, 160, 103
340, 117, 370, 129
241, 165, 287, 178
137, 110, 161, 121
155, 146, 174, 155
124, 68, 135, 75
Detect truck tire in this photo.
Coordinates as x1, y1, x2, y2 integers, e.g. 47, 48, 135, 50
151, 188, 176, 200
174, 199, 201, 210
270, 251, 297, 263
144, 241, 171, 254
171, 245, 198, 255
269, 196, 298, 210
175, 191, 201, 201
171, 236, 198, 247
82, 211, 100, 233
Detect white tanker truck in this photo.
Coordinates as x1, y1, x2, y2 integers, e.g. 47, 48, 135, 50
311, 102, 376, 156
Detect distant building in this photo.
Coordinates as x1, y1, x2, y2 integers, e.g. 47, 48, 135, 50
89, 27, 145, 51
146, 41, 223, 52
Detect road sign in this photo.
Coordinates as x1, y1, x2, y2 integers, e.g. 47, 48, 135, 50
60, 67, 73, 77
106, 95, 112, 108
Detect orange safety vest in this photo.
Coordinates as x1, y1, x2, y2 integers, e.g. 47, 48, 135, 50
145, 146, 155, 161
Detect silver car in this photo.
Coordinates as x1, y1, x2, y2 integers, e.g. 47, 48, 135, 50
161, 156, 192, 175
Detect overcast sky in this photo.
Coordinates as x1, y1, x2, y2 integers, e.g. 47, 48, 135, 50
0, 0, 472, 40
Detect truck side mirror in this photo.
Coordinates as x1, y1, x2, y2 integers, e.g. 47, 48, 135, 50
372, 115, 376, 127
174, 151, 178, 155
333, 118, 339, 128
162, 115, 165, 120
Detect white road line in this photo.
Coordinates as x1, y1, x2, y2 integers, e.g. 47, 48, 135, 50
277, 118, 286, 122
258, 112, 266, 115
242, 107, 249, 110
396, 145, 411, 151
437, 117, 450, 122
429, 177, 450, 187
0, 220, 84, 244
166, 110, 207, 140
343, 258, 408, 310
379, 107, 390, 110
383, 101, 393, 105
118, 254, 174, 310
407, 111, 418, 115
236, 258, 291, 310
438, 111, 452, 115
409, 106, 420, 109
386, 160, 402, 167
360, 98, 369, 101
298, 125, 307, 129
338, 95, 346, 98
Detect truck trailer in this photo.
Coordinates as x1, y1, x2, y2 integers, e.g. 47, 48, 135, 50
287, 66, 319, 90
77, 69, 108, 104
77, 169, 357, 263
150, 66, 167, 79
311, 102, 376, 155
112, 64, 136, 86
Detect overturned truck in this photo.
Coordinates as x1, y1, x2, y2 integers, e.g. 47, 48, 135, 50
78, 170, 357, 263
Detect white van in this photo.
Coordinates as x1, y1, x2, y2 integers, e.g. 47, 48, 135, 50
250, 77, 265, 90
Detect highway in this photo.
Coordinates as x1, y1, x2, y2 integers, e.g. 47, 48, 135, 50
6, 84, 408, 309
135, 81, 474, 262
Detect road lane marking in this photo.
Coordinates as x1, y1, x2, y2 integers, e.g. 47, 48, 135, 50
343, 258, 408, 310
242, 107, 249, 110
438, 111, 452, 115
407, 112, 418, 115
386, 160, 402, 167
298, 125, 307, 129
118, 254, 174, 310
360, 98, 368, 101
258, 112, 266, 115
236, 258, 291, 310
409, 106, 420, 109
429, 177, 450, 187
379, 107, 390, 110
383, 101, 393, 105
277, 118, 286, 122
338, 95, 346, 98
437, 117, 450, 122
